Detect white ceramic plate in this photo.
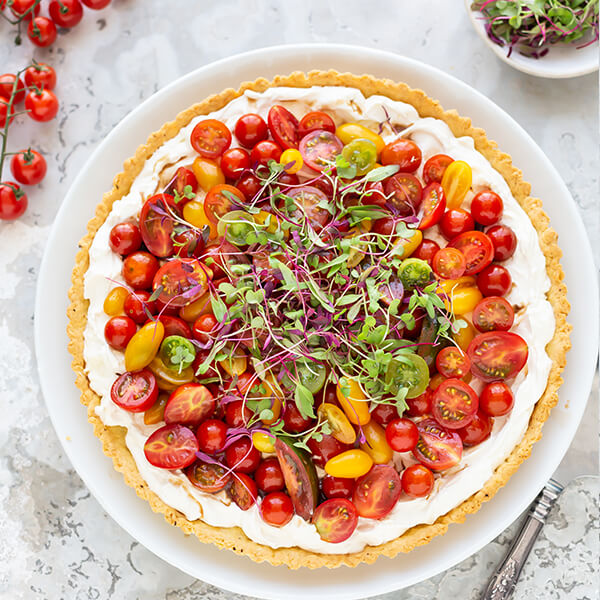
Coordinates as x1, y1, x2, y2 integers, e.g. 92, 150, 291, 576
35, 44, 598, 600
465, 0, 599, 78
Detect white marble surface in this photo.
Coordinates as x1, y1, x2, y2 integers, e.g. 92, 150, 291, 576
0, 1, 598, 598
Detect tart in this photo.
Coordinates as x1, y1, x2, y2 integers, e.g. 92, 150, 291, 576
67, 70, 570, 568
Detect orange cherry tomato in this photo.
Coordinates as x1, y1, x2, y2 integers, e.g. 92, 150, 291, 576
317, 403, 356, 444
441, 160, 472, 209
103, 286, 129, 316
204, 184, 245, 224
336, 377, 371, 426
191, 156, 225, 192
144, 394, 168, 425
124, 320, 164, 372
360, 421, 393, 464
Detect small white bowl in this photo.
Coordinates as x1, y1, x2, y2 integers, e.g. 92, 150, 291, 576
465, 0, 599, 78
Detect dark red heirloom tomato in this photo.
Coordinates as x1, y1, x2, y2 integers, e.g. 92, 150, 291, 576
234, 113, 268, 147
439, 208, 475, 240
158, 315, 192, 338
322, 475, 355, 499
480, 381, 514, 416
384, 173, 423, 216
436, 346, 471, 379
190, 119, 231, 159
27, 16, 57, 47
449, 230, 494, 275
307, 434, 349, 468
0, 182, 27, 220
220, 147, 250, 179
422, 154, 453, 184
260, 492, 294, 527
104, 315, 136, 350
49, 0, 83, 27
109, 222, 142, 255
110, 370, 158, 412
380, 138, 422, 172
385, 418, 419, 452
371, 403, 399, 426
467, 331, 528, 382
164, 383, 215, 426
457, 410, 493, 446
299, 111, 335, 136
268, 105, 299, 149
471, 190, 503, 226
432, 378, 479, 430
229, 473, 258, 511
25, 89, 59, 122
152, 258, 209, 308
472, 296, 514, 332
196, 419, 227, 454
122, 251, 159, 290
313, 498, 358, 543
225, 437, 261, 474
139, 194, 176, 257
477, 264, 512, 296
186, 461, 230, 492
413, 418, 463, 471
299, 130, 343, 172
401, 464, 435, 498
255, 457, 285, 493
418, 182, 446, 230
24, 63, 57, 91
352, 465, 402, 520
235, 172, 262, 200
413, 238, 440, 267
486, 224, 517, 261
0, 74, 25, 104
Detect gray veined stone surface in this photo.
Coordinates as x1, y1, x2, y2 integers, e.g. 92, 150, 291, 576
0, 1, 598, 599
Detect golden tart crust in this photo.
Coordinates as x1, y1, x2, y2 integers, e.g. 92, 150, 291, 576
67, 70, 571, 569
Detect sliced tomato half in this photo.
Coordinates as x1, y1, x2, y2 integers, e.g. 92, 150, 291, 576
448, 230, 494, 275
204, 184, 245, 225
299, 129, 343, 172
383, 173, 423, 216
467, 331, 528, 382
164, 383, 215, 426
472, 296, 515, 332
286, 185, 330, 230
312, 498, 358, 543
110, 370, 158, 413
413, 418, 463, 471
152, 258, 210, 308
431, 378, 479, 429
352, 464, 402, 520
268, 105, 300, 149
144, 424, 199, 470
186, 460, 231, 492
418, 182, 446, 230
139, 194, 176, 258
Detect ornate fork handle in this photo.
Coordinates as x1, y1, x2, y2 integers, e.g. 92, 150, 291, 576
482, 479, 564, 600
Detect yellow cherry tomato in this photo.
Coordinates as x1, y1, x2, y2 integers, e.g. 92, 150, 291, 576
192, 156, 225, 192
148, 356, 195, 392
178, 292, 213, 322
183, 199, 218, 239
280, 148, 303, 174
360, 421, 393, 464
325, 449, 373, 479
254, 210, 280, 234
438, 276, 477, 295
103, 286, 129, 316
124, 320, 164, 372
317, 403, 356, 444
441, 160, 472, 210
393, 228, 422, 259
144, 394, 168, 425
346, 219, 372, 268
252, 431, 275, 453
450, 286, 483, 315
335, 123, 385, 154
218, 346, 247, 376
453, 317, 477, 352
336, 377, 371, 426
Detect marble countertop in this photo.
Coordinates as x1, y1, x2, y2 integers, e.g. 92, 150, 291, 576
0, 1, 598, 598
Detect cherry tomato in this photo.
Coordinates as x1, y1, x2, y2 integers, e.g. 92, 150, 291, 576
336, 123, 385, 154
406, 388, 432, 416
401, 464, 435, 497
325, 449, 373, 479
9, 0, 39, 20
25, 89, 59, 122
124, 320, 164, 372
413, 238, 440, 267
418, 183, 446, 230
0, 74, 25, 104
370, 403, 399, 426
306, 434, 349, 468
224, 399, 252, 428
0, 100, 15, 128
449, 231, 494, 275
173, 228, 204, 259
225, 437, 261, 474
422, 154, 453, 184
477, 264, 512, 296
322, 475, 355, 499
109, 222, 142, 255
268, 105, 299, 149
103, 286, 129, 316
385, 418, 419, 452
144, 394, 168, 425
49, 0, 83, 27
432, 247, 466, 280
234, 113, 268, 147
204, 184, 245, 224
299, 129, 343, 172
413, 418, 463, 471
360, 420, 393, 464
255, 457, 285, 493
432, 378, 478, 430
486, 224, 517, 262
468, 331, 528, 382
261, 492, 294, 527
380, 138, 422, 172
471, 190, 503, 226
166, 166, 197, 201
152, 258, 209, 308
28, 17, 55, 46
472, 296, 514, 332
24, 63, 56, 91
110, 369, 158, 412
81, 0, 111, 8
229, 473, 257, 510
439, 209, 475, 240
441, 160, 472, 209
235, 172, 262, 199
104, 315, 136, 350
313, 498, 358, 543
220, 147, 250, 179
436, 346, 471, 379
121, 251, 157, 290
250, 140, 282, 166
139, 194, 176, 257
298, 111, 335, 136
352, 464, 402, 519
0, 182, 27, 220
164, 383, 214, 426
286, 185, 330, 230
457, 411, 493, 446
186, 460, 230, 492
480, 381, 514, 416
190, 119, 231, 159
383, 173, 423, 216
277, 169, 300, 187
317, 403, 356, 444
283, 402, 314, 433
192, 313, 217, 343
196, 418, 227, 454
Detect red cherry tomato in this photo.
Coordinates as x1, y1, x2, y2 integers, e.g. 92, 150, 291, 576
486, 225, 517, 261
472, 296, 514, 332
413, 418, 463, 471
165, 166, 197, 201
0, 182, 27, 220
122, 251, 159, 290
139, 194, 176, 257
250, 140, 282, 166
225, 437, 261, 474
477, 264, 512, 296
229, 472, 258, 510
385, 418, 419, 452
307, 434, 349, 468
0, 100, 15, 128
480, 381, 514, 416
9, 149, 46, 186
370, 403, 399, 426
467, 331, 528, 382
158, 315, 192, 339
268, 105, 299, 149
422, 154, 453, 184
186, 460, 230, 492
313, 498, 358, 543
432, 378, 478, 430
471, 190, 503, 226
299, 129, 343, 172
406, 387, 433, 416
109, 222, 142, 255
204, 184, 245, 224
401, 464, 435, 497
439, 208, 475, 240
224, 399, 251, 428
10, 0, 40, 19
457, 411, 493, 446
235, 172, 262, 200
110, 370, 158, 412
234, 113, 268, 147
299, 111, 335, 136
322, 475, 355, 499
173, 228, 204, 258
190, 119, 232, 159
380, 138, 422, 172
418, 183, 446, 230
81, 0, 111, 8
25, 89, 59, 122
104, 315, 136, 350
124, 290, 155, 324
152, 258, 209, 308
261, 492, 294, 527
49, 0, 83, 27
27, 17, 56, 47
352, 464, 402, 520
255, 457, 285, 493
23, 63, 57, 91
196, 419, 227, 454
236, 371, 257, 396
0, 74, 25, 104
283, 402, 315, 433
164, 383, 215, 426
413, 238, 440, 267
192, 313, 218, 343
436, 346, 471, 379
449, 230, 494, 275
220, 147, 250, 179
432, 247, 466, 280
286, 185, 330, 231
383, 173, 423, 216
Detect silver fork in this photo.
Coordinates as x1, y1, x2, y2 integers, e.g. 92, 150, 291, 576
482, 478, 564, 600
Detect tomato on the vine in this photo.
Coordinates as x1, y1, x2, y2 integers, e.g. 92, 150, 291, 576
0, 182, 27, 220
27, 16, 57, 47
25, 89, 59, 122
10, 149, 46, 185
0, 74, 25, 104
24, 63, 57, 91
49, 0, 83, 28
0, 100, 15, 128
81, 0, 111, 8
10, 0, 40, 20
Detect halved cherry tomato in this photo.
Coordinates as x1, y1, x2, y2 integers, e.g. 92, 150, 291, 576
313, 498, 358, 543
260, 492, 294, 527
385, 418, 419, 452
383, 173, 423, 216
422, 154, 453, 184
124, 320, 164, 372
164, 383, 215, 426
122, 251, 159, 290
234, 113, 268, 147
186, 460, 230, 492
413, 238, 440, 267
441, 160, 472, 209
139, 194, 176, 257
299, 111, 335, 136
322, 475, 355, 499
144, 424, 198, 470
432, 247, 466, 280
472, 296, 514, 332
307, 434, 349, 468
380, 138, 422, 172
413, 418, 463, 471
225, 437, 261, 473
201, 239, 249, 278
418, 183, 446, 230
152, 258, 209, 309
299, 130, 343, 172
286, 185, 330, 230
255, 457, 285, 493
360, 420, 393, 464
457, 411, 493, 446
477, 264, 512, 296
104, 316, 136, 350
471, 190, 503, 226
317, 403, 356, 444
196, 419, 227, 454
449, 231, 494, 275
432, 378, 478, 429
109, 222, 142, 256
336, 377, 370, 426
203, 184, 245, 224
148, 356, 194, 392
402, 464, 435, 497
335, 123, 385, 154
436, 346, 471, 379
439, 209, 475, 240
486, 225, 517, 261
166, 166, 198, 201
479, 381, 514, 416
229, 473, 258, 510
352, 464, 402, 519
110, 370, 158, 412
190, 119, 231, 159
468, 331, 528, 382
268, 105, 299, 149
